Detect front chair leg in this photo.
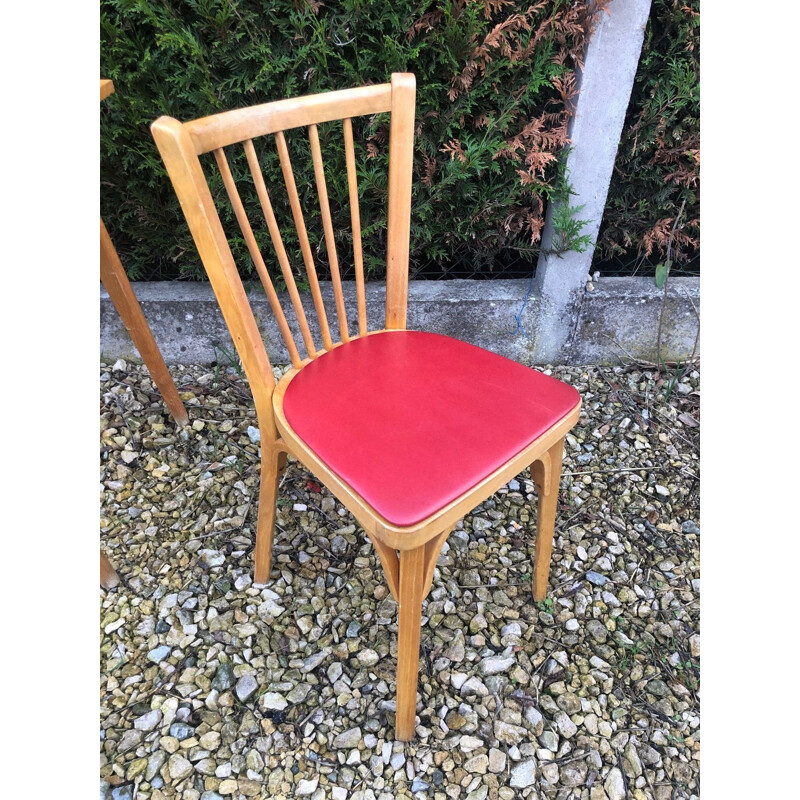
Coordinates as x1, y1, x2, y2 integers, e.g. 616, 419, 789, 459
100, 550, 120, 590
253, 446, 282, 584
531, 437, 565, 602
395, 544, 426, 740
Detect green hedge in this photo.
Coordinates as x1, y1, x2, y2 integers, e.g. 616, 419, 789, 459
101, 0, 604, 281
594, 0, 699, 273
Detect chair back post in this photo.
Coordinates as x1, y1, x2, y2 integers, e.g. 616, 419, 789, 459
385, 73, 416, 330
151, 116, 278, 438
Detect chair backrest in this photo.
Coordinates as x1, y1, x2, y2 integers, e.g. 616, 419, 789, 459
151, 73, 416, 435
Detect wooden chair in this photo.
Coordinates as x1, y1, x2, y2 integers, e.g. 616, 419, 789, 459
151, 74, 581, 740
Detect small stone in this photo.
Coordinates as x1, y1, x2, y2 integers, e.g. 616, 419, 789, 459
623, 741, 643, 778
218, 779, 238, 795
466, 785, 489, 800
200, 793, 224, 800
689, 634, 700, 658
479, 655, 515, 676
111, 787, 134, 800
459, 735, 484, 753
332, 789, 349, 800
494, 720, 526, 745
302, 651, 328, 672
238, 780, 261, 798
327, 663, 343, 683
333, 727, 363, 749
293, 503, 307, 512
287, 683, 311, 704
127, 757, 148, 781
586, 620, 608, 643
168, 754, 194, 781
655, 484, 670, 496
565, 618, 580, 632
390, 752, 406, 770
524, 706, 544, 734
117, 729, 143, 754
682, 520, 700, 535
147, 645, 172, 664
258, 597, 285, 618
411, 777, 430, 792
585, 571, 608, 586
443, 631, 466, 662
199, 549, 225, 568
235, 674, 259, 702
134, 709, 162, 732
200, 731, 221, 750
211, 663, 235, 691
259, 692, 288, 711
464, 754, 488, 774
488, 748, 506, 774
562, 760, 589, 787
169, 722, 195, 741
460, 676, 489, 697
557, 693, 582, 715
647, 679, 671, 698
541, 762, 560, 783
146, 751, 167, 781
246, 426, 260, 443
296, 776, 319, 796
445, 710, 467, 730
331, 535, 348, 556
469, 614, 488, 633
555, 711, 578, 738
539, 729, 559, 751
358, 649, 380, 667
604, 767, 626, 800
509, 759, 537, 788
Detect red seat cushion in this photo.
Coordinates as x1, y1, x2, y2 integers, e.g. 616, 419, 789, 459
282, 331, 580, 527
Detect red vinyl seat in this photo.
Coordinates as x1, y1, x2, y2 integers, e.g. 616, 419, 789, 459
282, 331, 581, 527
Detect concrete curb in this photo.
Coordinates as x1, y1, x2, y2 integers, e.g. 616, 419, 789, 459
101, 278, 699, 366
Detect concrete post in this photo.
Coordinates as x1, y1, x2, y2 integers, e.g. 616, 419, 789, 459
530, 0, 652, 363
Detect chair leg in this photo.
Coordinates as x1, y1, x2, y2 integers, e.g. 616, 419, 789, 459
395, 544, 426, 741
100, 550, 120, 590
531, 437, 565, 602
100, 218, 189, 426
253, 447, 281, 584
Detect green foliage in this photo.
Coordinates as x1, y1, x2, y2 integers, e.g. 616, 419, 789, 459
101, 0, 603, 280
595, 0, 699, 272
536, 596, 554, 614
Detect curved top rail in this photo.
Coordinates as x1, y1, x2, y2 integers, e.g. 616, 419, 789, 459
186, 82, 392, 155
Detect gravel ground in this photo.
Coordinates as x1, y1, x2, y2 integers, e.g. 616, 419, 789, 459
100, 357, 700, 800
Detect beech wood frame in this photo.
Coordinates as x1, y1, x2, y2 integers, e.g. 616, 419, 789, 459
151, 74, 581, 741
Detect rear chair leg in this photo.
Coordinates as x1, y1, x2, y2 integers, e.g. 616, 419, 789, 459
253, 447, 282, 584
531, 437, 565, 602
100, 550, 119, 590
